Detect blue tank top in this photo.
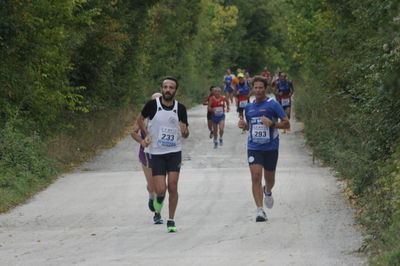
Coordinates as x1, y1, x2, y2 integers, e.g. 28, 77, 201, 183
224, 75, 233, 86
277, 80, 291, 95
237, 81, 250, 97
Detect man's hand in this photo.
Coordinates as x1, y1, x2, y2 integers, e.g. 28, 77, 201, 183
238, 117, 247, 129
261, 116, 274, 127
141, 136, 152, 147
180, 122, 189, 138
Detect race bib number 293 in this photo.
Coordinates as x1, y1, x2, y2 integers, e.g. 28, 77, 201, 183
251, 124, 270, 144
239, 100, 247, 108
281, 98, 290, 107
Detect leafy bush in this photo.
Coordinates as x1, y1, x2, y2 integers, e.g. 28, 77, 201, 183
282, 0, 400, 262
0, 114, 57, 212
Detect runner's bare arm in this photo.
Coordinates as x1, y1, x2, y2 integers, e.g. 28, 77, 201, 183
137, 115, 148, 137
272, 116, 290, 129
273, 83, 280, 96
202, 95, 209, 105
289, 82, 294, 97
208, 99, 213, 113
136, 115, 151, 146
130, 122, 147, 147
180, 122, 189, 138
225, 96, 230, 112
234, 86, 239, 96
130, 122, 141, 141
238, 117, 248, 130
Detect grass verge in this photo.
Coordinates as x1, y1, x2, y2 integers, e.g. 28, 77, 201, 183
0, 106, 136, 213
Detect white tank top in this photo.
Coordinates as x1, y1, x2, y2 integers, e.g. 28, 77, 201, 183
145, 97, 182, 155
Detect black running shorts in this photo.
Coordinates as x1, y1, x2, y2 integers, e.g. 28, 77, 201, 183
151, 151, 182, 176
247, 149, 279, 171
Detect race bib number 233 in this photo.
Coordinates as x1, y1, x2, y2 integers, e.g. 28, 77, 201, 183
157, 126, 178, 147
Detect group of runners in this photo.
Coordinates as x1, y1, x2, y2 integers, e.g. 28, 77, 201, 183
131, 69, 294, 232
203, 67, 294, 148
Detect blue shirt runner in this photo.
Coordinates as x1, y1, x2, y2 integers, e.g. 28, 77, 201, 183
245, 98, 286, 151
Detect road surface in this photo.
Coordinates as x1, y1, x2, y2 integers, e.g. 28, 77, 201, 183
0, 102, 366, 265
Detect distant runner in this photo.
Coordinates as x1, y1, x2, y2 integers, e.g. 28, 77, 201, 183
235, 73, 251, 134
274, 72, 294, 132
261, 66, 272, 90
245, 71, 251, 82
235, 73, 251, 119
137, 77, 189, 233
261, 67, 271, 82
223, 69, 235, 104
203, 85, 216, 139
238, 76, 290, 222
231, 68, 242, 94
208, 87, 229, 148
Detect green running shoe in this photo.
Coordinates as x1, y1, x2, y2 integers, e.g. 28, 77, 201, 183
153, 198, 163, 212
167, 220, 177, 232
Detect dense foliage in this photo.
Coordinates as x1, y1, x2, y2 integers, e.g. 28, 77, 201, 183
1, 0, 399, 263
274, 0, 400, 264
0, 0, 280, 209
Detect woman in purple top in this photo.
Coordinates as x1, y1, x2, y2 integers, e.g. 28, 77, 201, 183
131, 92, 163, 224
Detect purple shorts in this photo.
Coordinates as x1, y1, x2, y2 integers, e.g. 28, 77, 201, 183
139, 147, 152, 168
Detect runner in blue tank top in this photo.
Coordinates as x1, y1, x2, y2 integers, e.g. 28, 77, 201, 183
223, 68, 235, 104
274, 72, 294, 133
238, 76, 290, 222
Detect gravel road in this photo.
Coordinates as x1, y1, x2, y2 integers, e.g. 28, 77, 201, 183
0, 101, 366, 266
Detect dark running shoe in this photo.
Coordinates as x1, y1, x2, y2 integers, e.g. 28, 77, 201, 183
153, 212, 163, 224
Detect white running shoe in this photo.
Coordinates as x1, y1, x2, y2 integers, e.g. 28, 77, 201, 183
256, 208, 267, 222
263, 185, 274, 209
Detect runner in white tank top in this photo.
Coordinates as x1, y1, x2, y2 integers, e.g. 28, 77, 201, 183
145, 97, 182, 155
137, 77, 189, 232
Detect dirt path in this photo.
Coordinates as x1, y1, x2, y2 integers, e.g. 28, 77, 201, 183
0, 102, 366, 265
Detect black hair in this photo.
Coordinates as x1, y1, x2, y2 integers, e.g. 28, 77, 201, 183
251, 76, 268, 88
209, 85, 216, 92
161, 76, 179, 89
